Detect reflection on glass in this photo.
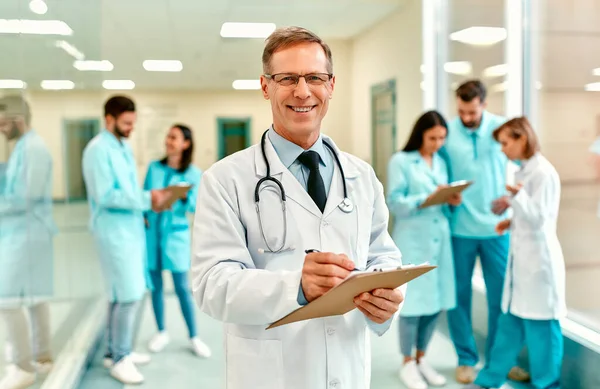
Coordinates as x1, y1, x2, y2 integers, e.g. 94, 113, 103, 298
0, 94, 57, 387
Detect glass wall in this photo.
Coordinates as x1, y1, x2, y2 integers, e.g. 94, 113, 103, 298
0, 1, 104, 387
530, 0, 600, 333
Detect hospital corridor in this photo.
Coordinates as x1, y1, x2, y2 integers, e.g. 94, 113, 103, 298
1, 0, 600, 389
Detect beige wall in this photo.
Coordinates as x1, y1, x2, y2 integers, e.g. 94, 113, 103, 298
350, 0, 423, 163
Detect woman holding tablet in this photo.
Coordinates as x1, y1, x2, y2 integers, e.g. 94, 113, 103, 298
387, 110, 461, 389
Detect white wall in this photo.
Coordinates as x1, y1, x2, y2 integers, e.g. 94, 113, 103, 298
19, 40, 352, 200
350, 0, 423, 162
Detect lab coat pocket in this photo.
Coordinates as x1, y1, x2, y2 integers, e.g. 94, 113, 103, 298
226, 334, 284, 389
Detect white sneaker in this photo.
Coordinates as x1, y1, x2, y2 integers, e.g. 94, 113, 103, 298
191, 337, 211, 358
0, 364, 36, 389
148, 332, 170, 353
399, 360, 428, 389
103, 352, 151, 368
418, 358, 446, 386
110, 357, 144, 385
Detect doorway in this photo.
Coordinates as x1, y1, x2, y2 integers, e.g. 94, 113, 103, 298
63, 118, 100, 201
217, 117, 251, 160
371, 79, 397, 191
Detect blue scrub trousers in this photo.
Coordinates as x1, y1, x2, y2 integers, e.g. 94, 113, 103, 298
149, 268, 197, 339
447, 235, 509, 366
475, 313, 563, 389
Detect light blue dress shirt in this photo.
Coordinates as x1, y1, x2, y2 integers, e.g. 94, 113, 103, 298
439, 111, 508, 238
268, 128, 334, 196
268, 128, 335, 306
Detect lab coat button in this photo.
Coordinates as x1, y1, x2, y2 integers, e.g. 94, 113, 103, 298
327, 328, 335, 335
329, 379, 340, 388
322, 221, 329, 227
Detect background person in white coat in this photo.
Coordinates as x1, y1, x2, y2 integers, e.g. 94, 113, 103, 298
387, 110, 460, 389
467, 117, 565, 389
191, 26, 405, 389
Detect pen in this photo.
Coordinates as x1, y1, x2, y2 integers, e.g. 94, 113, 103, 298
304, 249, 361, 272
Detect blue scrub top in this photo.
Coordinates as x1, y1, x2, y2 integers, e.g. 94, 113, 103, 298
439, 111, 507, 238
144, 160, 202, 273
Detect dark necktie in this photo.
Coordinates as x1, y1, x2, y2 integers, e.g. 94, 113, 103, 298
297, 151, 327, 213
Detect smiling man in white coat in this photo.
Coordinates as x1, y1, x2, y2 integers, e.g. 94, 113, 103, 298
191, 26, 405, 389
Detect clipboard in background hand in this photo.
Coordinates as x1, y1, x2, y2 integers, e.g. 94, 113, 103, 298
266, 263, 436, 330
163, 183, 192, 208
418, 180, 473, 209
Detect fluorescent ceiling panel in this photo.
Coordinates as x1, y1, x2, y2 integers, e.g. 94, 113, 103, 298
482, 64, 508, 78
103, 80, 135, 90
143, 60, 183, 72
74, 60, 113, 71
220, 22, 276, 38
0, 80, 26, 89
232, 79, 261, 90
444, 61, 472, 75
0, 19, 72, 35
450, 27, 507, 46
592, 68, 600, 77
41, 80, 74, 90
585, 82, 600, 92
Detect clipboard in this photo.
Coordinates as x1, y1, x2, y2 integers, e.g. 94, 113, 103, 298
266, 263, 436, 330
163, 183, 192, 208
419, 180, 473, 209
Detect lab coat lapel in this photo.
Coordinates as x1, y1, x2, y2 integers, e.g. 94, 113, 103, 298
323, 137, 360, 218
254, 134, 322, 218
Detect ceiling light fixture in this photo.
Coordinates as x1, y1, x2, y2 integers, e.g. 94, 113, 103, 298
55, 40, 85, 61
450, 26, 507, 46
592, 68, 600, 77
0, 19, 72, 35
490, 81, 508, 93
29, 0, 48, 15
102, 80, 135, 90
41, 80, 74, 90
220, 22, 276, 38
585, 82, 600, 92
443, 61, 472, 75
142, 60, 183, 72
232, 79, 261, 90
74, 60, 113, 71
482, 64, 508, 78
0, 80, 26, 89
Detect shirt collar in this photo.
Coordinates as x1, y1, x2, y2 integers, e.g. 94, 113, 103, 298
267, 126, 328, 169
461, 111, 491, 137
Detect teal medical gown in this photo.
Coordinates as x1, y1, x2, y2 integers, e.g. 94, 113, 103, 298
386, 151, 456, 316
0, 131, 57, 303
82, 130, 150, 303
144, 160, 202, 273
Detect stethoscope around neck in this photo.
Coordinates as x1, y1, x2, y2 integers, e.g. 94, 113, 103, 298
255, 129, 354, 254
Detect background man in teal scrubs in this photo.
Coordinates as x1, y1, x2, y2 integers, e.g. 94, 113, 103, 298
440, 80, 530, 384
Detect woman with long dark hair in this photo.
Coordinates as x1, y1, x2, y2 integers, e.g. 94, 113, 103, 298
387, 110, 459, 389
143, 124, 211, 358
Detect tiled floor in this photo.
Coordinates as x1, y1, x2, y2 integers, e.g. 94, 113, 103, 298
3, 182, 600, 388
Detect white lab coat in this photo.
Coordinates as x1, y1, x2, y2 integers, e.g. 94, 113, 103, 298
191, 133, 405, 389
502, 153, 567, 320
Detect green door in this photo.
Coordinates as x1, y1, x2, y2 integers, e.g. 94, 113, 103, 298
217, 118, 251, 160
63, 118, 100, 201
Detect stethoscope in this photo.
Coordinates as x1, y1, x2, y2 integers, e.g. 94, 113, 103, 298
256, 129, 354, 254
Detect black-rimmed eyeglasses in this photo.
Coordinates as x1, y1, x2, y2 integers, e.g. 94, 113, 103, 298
264, 73, 333, 87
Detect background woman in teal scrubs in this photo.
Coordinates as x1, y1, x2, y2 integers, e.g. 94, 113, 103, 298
144, 124, 211, 358
387, 111, 460, 389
